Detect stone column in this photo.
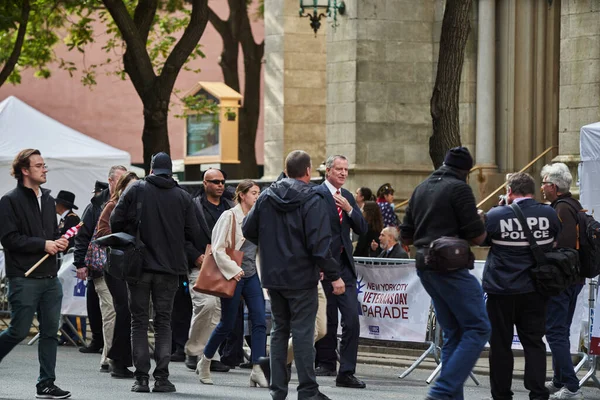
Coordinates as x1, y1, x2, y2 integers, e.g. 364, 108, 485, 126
475, 0, 496, 168
263, 0, 328, 179
556, 0, 600, 197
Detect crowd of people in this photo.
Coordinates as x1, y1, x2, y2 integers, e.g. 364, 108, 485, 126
0, 146, 589, 400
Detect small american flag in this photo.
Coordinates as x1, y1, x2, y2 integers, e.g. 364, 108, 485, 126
63, 222, 83, 240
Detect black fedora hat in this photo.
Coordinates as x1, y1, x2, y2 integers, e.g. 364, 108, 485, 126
55, 190, 78, 210
92, 180, 109, 194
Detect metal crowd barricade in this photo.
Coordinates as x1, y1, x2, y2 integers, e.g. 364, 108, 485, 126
0, 275, 9, 329
578, 279, 600, 388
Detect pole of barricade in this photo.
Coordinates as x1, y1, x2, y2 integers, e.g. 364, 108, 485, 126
579, 279, 600, 388
398, 302, 440, 379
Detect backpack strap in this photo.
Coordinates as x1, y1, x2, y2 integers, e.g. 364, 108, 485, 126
509, 203, 548, 265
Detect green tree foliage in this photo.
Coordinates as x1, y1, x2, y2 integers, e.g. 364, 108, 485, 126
0, 0, 63, 86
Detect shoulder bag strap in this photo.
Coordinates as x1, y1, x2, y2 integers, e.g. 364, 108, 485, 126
509, 203, 547, 265
230, 212, 237, 248
135, 181, 146, 246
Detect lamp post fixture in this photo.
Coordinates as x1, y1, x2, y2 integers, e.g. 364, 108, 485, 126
299, 0, 346, 35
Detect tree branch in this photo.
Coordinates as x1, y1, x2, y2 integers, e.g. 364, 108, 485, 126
0, 0, 31, 87
208, 6, 227, 38
159, 0, 209, 95
102, 0, 156, 95
132, 0, 158, 45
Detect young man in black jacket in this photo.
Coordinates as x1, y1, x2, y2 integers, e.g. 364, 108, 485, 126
243, 150, 344, 400
111, 152, 202, 393
401, 147, 489, 400
0, 149, 71, 399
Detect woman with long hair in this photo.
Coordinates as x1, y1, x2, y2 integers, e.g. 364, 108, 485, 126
95, 171, 138, 378
353, 201, 384, 257
197, 180, 268, 388
376, 183, 399, 227
354, 187, 374, 211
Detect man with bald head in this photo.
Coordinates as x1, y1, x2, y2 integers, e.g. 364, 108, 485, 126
184, 168, 234, 372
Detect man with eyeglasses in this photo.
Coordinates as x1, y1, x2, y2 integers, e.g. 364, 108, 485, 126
184, 168, 235, 373
0, 149, 71, 399
541, 163, 585, 400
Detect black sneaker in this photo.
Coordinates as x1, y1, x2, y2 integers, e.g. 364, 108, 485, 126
152, 378, 176, 393
131, 378, 150, 393
36, 382, 71, 399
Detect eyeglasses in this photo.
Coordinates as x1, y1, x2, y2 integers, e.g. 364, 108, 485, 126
206, 179, 225, 185
29, 163, 48, 170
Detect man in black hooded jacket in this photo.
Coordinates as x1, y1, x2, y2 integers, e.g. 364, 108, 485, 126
243, 150, 344, 400
111, 152, 202, 393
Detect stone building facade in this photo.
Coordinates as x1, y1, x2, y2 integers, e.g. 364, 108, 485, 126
264, 0, 598, 206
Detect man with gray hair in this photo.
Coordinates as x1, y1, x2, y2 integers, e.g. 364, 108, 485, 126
541, 163, 584, 400
374, 227, 408, 259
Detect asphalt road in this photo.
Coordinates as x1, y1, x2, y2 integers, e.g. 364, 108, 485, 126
4, 343, 600, 399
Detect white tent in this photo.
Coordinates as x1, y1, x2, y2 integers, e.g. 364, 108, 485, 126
0, 96, 131, 214
579, 122, 600, 215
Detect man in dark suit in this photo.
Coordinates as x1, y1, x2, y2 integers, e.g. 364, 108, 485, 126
314, 155, 368, 389
55, 190, 80, 251
376, 227, 408, 259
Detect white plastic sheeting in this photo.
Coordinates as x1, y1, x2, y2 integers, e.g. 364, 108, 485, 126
0, 96, 130, 210
580, 122, 600, 215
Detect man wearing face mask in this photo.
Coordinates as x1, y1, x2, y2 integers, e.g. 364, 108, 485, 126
184, 168, 234, 373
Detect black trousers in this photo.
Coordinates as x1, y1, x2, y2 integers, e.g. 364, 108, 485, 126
86, 279, 104, 347
487, 292, 549, 400
128, 272, 178, 379
104, 271, 132, 367
315, 271, 359, 375
170, 276, 192, 354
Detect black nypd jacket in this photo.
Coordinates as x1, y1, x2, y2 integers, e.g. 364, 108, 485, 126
110, 175, 202, 276
242, 178, 340, 290
0, 182, 60, 277
482, 198, 561, 295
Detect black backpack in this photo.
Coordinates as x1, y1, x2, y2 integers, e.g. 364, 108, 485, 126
510, 203, 580, 296
555, 199, 600, 278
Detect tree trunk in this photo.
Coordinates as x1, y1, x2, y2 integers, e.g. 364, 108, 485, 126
0, 0, 30, 88
142, 95, 171, 174
429, 0, 473, 169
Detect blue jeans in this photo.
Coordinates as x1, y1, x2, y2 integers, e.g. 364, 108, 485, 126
0, 277, 63, 384
204, 273, 266, 363
417, 269, 491, 400
546, 283, 584, 392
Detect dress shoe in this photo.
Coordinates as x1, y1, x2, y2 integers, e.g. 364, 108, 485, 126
306, 392, 332, 400
239, 361, 253, 369
79, 344, 102, 354
99, 363, 109, 373
131, 377, 150, 393
185, 355, 198, 370
249, 365, 269, 388
257, 357, 270, 382
152, 378, 176, 393
315, 366, 336, 376
170, 352, 185, 362
110, 362, 134, 379
210, 360, 231, 372
335, 374, 366, 389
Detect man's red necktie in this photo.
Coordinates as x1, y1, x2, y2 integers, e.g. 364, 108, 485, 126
336, 190, 343, 224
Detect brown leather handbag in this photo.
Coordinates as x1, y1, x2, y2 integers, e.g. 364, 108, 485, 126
193, 213, 244, 298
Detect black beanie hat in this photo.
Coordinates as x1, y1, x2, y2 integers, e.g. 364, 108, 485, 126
444, 146, 473, 171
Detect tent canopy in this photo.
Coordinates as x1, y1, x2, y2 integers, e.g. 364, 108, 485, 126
0, 96, 131, 212
580, 122, 600, 162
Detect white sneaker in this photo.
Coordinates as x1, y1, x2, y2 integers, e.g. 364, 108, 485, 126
546, 381, 562, 394
550, 387, 584, 400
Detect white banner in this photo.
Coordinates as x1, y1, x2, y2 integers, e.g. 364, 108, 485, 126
355, 259, 586, 353
58, 253, 88, 317
0, 250, 4, 279
355, 259, 429, 341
